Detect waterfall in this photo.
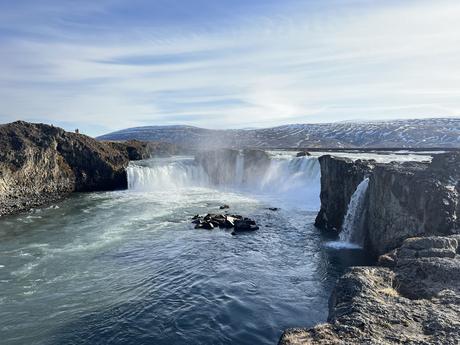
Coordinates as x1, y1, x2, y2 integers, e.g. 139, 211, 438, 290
127, 158, 210, 191
126, 153, 321, 210
339, 178, 369, 246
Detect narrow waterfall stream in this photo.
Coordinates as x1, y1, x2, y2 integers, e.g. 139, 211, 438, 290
339, 177, 370, 246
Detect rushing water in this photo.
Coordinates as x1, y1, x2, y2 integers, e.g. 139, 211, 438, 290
339, 178, 370, 246
0, 154, 369, 345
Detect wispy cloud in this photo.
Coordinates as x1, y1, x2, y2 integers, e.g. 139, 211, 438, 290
0, 0, 459, 135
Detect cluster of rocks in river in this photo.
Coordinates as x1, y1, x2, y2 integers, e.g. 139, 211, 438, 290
280, 151, 460, 345
192, 213, 259, 234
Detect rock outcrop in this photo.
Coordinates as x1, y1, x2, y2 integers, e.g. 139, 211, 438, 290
367, 154, 459, 254
314, 155, 374, 233
314, 153, 459, 254
279, 235, 460, 345
0, 121, 175, 217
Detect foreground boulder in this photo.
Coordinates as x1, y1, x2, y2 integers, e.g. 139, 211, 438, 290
279, 235, 460, 345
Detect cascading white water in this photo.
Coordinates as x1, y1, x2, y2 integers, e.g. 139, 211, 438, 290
339, 178, 369, 246
127, 157, 210, 191
126, 153, 321, 210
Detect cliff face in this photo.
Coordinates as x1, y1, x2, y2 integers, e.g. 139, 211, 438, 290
314, 153, 459, 254
314, 155, 374, 233
0, 121, 167, 217
367, 155, 459, 254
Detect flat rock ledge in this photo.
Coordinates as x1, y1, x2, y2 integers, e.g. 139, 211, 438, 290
279, 235, 460, 345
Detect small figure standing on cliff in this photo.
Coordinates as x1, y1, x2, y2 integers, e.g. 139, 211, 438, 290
75, 129, 79, 134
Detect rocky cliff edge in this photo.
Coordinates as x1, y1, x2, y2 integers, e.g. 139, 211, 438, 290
0, 121, 174, 217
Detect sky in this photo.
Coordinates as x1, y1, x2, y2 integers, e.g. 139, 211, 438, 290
0, 0, 459, 136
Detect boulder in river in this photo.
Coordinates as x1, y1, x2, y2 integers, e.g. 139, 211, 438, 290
234, 218, 259, 232
191, 213, 258, 232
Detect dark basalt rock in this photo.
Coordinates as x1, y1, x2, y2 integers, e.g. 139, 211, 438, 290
314, 153, 460, 254
219, 204, 230, 210
366, 153, 460, 255
234, 218, 259, 232
191, 213, 258, 232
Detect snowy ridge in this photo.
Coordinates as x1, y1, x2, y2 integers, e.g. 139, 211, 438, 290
98, 118, 460, 149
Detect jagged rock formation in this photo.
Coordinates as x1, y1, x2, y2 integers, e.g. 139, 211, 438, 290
279, 235, 460, 345
0, 121, 174, 217
98, 118, 460, 149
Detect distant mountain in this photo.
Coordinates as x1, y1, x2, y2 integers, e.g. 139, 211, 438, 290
97, 118, 460, 149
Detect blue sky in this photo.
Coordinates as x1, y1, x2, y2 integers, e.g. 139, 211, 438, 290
0, 0, 459, 136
